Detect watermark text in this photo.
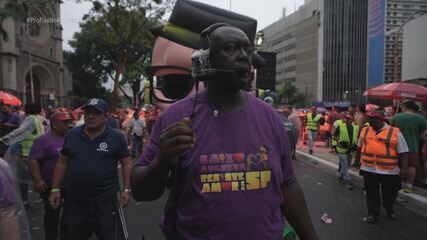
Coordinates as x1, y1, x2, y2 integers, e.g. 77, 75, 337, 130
26, 17, 60, 24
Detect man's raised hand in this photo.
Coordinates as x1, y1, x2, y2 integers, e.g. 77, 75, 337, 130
158, 117, 194, 168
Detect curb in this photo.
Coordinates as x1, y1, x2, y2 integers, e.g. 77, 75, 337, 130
296, 150, 362, 180
296, 149, 427, 216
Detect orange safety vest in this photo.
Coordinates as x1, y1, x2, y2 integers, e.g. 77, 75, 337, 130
359, 126, 400, 172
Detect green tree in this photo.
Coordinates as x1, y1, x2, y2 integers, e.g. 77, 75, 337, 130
71, 0, 174, 109
122, 60, 150, 108
277, 81, 307, 107
63, 50, 112, 103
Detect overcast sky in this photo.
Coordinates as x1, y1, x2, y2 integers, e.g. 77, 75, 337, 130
61, 0, 305, 51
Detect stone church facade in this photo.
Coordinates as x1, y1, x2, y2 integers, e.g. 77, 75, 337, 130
0, 0, 73, 107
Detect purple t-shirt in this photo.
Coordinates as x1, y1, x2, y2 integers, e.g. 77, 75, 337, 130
0, 159, 16, 206
29, 132, 65, 185
136, 90, 296, 240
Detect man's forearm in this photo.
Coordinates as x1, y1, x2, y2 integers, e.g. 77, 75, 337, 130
131, 154, 171, 201
51, 157, 69, 189
399, 152, 409, 169
3, 118, 31, 140
3, 122, 17, 128
120, 157, 132, 189
28, 159, 43, 182
282, 181, 319, 240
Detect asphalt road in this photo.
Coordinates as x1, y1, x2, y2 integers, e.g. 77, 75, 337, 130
26, 158, 427, 240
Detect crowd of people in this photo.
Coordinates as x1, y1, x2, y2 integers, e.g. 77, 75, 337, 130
0, 100, 158, 239
279, 101, 427, 224
1, 21, 426, 240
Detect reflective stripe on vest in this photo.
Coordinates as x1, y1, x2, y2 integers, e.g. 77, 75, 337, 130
307, 113, 321, 131
332, 136, 338, 147
331, 119, 343, 147
20, 116, 43, 157
360, 126, 399, 172
336, 123, 359, 154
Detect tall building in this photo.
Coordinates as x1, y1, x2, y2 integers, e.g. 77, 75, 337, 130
384, 0, 427, 83
261, 0, 369, 104
367, 0, 427, 87
323, 0, 369, 102
259, 0, 322, 105
402, 14, 427, 84
0, 0, 73, 107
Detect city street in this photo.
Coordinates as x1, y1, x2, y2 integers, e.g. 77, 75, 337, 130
2, 1, 427, 240
26, 157, 427, 240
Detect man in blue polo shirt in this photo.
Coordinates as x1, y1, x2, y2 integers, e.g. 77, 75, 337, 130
49, 98, 132, 240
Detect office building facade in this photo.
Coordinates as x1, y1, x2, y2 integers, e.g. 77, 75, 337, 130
259, 0, 322, 105
323, 0, 369, 102
384, 0, 427, 83
402, 14, 427, 84
261, 0, 369, 103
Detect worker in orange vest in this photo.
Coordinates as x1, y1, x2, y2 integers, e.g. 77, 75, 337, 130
355, 110, 409, 224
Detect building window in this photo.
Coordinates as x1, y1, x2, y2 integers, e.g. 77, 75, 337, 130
284, 66, 296, 73
284, 77, 295, 84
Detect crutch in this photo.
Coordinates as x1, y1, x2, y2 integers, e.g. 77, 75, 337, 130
116, 194, 129, 240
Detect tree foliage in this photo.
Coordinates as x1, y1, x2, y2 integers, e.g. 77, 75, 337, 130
70, 0, 174, 109
64, 50, 111, 103
277, 81, 307, 107
122, 60, 151, 108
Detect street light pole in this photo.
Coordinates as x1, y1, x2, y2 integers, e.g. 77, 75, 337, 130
229, 0, 232, 11
393, 10, 426, 83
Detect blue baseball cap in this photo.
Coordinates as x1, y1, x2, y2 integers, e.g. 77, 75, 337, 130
82, 98, 109, 113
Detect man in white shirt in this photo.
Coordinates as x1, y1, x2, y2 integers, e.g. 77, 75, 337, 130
128, 111, 146, 157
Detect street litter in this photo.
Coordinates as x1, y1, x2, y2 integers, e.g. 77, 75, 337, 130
321, 213, 332, 224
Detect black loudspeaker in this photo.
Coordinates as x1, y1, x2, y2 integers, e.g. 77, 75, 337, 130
161, 0, 257, 49
150, 0, 267, 68
256, 51, 277, 91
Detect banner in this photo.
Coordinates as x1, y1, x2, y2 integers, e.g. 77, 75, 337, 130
367, 0, 386, 87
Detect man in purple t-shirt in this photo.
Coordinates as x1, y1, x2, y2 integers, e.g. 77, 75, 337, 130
131, 24, 318, 240
28, 112, 73, 240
